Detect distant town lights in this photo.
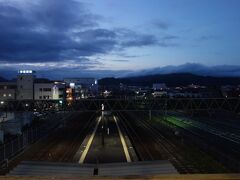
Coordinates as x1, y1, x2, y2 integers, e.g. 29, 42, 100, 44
70, 83, 75, 88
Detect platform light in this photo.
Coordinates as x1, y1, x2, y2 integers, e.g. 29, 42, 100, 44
0, 101, 4, 105
70, 83, 75, 88
67, 97, 73, 101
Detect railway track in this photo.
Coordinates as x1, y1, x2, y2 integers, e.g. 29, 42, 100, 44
117, 112, 153, 161
26, 112, 95, 162
163, 115, 240, 158
118, 112, 199, 173
167, 113, 240, 144
154, 112, 240, 172
60, 113, 96, 162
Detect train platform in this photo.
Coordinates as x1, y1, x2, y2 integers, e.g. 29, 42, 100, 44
83, 115, 127, 164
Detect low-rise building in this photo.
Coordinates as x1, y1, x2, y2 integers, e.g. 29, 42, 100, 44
34, 82, 65, 100
64, 78, 98, 99
153, 83, 167, 91
0, 82, 17, 100
152, 91, 167, 98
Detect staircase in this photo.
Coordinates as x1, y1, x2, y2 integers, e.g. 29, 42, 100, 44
8, 160, 178, 176
8, 161, 94, 176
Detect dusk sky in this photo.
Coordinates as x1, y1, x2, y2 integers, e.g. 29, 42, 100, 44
0, 0, 240, 78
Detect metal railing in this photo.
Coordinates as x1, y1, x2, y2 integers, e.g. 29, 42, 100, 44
0, 98, 239, 113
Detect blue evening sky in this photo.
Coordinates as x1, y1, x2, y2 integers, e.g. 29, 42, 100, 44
82, 0, 240, 69
0, 0, 240, 78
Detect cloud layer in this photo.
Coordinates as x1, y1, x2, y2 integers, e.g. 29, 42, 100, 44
0, 0, 177, 69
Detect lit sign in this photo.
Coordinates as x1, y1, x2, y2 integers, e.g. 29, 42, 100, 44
19, 70, 33, 74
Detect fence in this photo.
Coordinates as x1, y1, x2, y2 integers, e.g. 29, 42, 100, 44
0, 111, 71, 166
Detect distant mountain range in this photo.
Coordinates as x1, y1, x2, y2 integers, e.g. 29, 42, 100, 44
0, 77, 7, 82
0, 63, 240, 80
99, 73, 240, 87
125, 63, 240, 77
1, 63, 240, 87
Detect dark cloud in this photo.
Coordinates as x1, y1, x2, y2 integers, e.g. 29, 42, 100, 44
112, 59, 130, 62
197, 35, 220, 41
0, 0, 103, 62
121, 34, 158, 47
152, 20, 170, 30
161, 35, 179, 40
115, 29, 176, 48
0, 0, 177, 67
155, 35, 179, 47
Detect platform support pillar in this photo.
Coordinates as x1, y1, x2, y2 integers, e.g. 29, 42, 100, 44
149, 110, 152, 121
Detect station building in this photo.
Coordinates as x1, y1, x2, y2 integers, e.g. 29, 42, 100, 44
17, 70, 35, 100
